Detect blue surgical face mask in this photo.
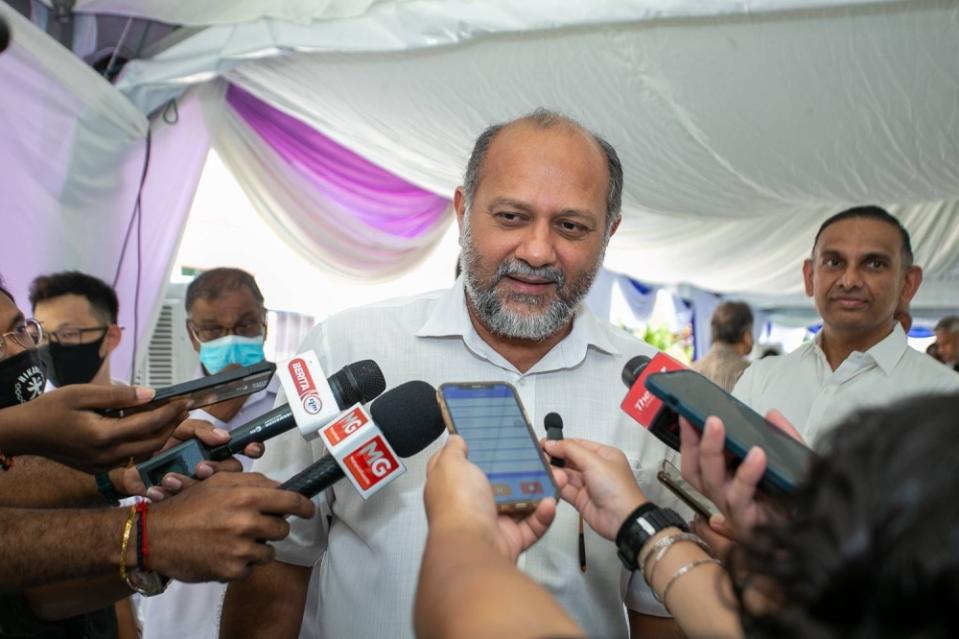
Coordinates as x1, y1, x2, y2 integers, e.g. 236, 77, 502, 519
198, 335, 265, 375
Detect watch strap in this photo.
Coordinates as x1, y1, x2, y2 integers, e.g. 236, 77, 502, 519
616, 503, 689, 571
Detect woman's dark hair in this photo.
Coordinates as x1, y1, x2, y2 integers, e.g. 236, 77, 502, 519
733, 393, 959, 638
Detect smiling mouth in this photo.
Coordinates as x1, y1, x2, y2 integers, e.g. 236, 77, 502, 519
832, 297, 868, 309
500, 275, 557, 296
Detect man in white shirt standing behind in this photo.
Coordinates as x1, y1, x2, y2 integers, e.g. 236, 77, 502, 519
138, 267, 277, 639
734, 207, 959, 445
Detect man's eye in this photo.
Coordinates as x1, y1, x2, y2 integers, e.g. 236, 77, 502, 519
496, 212, 523, 223
558, 220, 590, 236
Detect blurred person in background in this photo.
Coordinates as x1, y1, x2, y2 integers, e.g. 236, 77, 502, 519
691, 301, 753, 392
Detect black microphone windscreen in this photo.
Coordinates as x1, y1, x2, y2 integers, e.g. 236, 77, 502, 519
369, 380, 444, 458
622, 355, 651, 388
329, 360, 386, 408
0, 17, 9, 53
544, 412, 563, 432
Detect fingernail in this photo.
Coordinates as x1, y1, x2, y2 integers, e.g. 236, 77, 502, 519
146, 488, 164, 502
162, 475, 182, 490
213, 428, 229, 438
710, 513, 725, 527
195, 464, 213, 478
135, 386, 156, 401
746, 447, 761, 462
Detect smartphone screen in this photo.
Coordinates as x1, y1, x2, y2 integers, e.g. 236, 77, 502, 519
438, 382, 557, 511
646, 370, 814, 493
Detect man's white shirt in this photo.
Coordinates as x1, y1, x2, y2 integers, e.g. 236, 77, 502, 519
252, 280, 682, 639
733, 324, 959, 445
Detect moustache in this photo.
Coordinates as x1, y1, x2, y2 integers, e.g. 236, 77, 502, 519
493, 260, 565, 288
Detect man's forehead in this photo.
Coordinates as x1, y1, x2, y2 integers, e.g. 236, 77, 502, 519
0, 295, 23, 331
34, 293, 98, 325
190, 288, 262, 318
814, 218, 902, 257
477, 124, 608, 208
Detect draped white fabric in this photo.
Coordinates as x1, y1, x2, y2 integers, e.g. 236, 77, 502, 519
6, 0, 959, 340
212, 0, 959, 315
0, 5, 211, 379
208, 95, 452, 277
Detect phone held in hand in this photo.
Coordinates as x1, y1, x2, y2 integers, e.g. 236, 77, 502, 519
100, 361, 276, 418
437, 382, 558, 514
645, 370, 814, 494
657, 460, 719, 519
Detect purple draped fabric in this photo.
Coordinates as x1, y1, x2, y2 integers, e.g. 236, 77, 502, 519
226, 84, 449, 238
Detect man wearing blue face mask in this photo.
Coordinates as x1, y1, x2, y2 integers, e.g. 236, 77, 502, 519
137, 267, 280, 639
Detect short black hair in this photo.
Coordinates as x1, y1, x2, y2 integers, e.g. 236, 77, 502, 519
185, 267, 264, 314
29, 271, 118, 324
813, 206, 914, 267
710, 301, 753, 345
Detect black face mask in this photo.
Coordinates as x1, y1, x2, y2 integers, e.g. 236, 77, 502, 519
40, 334, 107, 387
0, 349, 47, 408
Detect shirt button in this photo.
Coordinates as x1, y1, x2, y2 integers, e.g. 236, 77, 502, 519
517, 378, 526, 386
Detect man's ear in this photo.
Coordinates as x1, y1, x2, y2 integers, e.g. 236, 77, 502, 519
900, 265, 923, 306
802, 259, 815, 297
101, 324, 123, 357
186, 319, 200, 353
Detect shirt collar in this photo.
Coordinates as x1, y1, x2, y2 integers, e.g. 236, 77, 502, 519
415, 277, 620, 369
810, 323, 907, 374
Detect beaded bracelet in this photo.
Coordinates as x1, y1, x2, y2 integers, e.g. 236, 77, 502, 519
136, 501, 150, 572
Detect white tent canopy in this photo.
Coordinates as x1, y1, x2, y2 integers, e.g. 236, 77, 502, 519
3, 0, 958, 376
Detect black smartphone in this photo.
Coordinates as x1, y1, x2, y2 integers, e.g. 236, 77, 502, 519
100, 361, 276, 417
437, 382, 558, 514
657, 460, 719, 519
645, 370, 814, 494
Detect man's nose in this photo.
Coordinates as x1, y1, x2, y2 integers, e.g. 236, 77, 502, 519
513, 221, 557, 269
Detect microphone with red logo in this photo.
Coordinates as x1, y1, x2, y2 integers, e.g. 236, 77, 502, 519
207, 359, 385, 460
280, 380, 445, 499
620, 353, 687, 451
135, 359, 385, 489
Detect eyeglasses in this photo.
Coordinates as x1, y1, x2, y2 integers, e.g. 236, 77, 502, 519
188, 319, 266, 343
44, 326, 110, 346
0, 318, 43, 360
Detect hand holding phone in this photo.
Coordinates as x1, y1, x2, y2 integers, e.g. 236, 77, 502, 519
645, 370, 814, 494
436, 382, 558, 514
99, 361, 276, 418
656, 460, 719, 520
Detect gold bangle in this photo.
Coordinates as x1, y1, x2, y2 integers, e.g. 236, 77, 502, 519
657, 557, 722, 605
118, 504, 137, 581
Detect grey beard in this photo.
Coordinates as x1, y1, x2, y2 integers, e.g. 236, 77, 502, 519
460, 213, 604, 341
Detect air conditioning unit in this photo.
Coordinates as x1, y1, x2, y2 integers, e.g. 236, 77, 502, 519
134, 283, 197, 387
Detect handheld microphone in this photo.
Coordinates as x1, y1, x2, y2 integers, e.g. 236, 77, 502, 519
544, 412, 565, 468
280, 380, 446, 499
207, 359, 385, 460
136, 359, 386, 489
620, 353, 686, 451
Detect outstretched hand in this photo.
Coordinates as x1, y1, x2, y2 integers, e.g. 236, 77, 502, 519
541, 438, 648, 541
424, 435, 563, 562
679, 410, 803, 540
